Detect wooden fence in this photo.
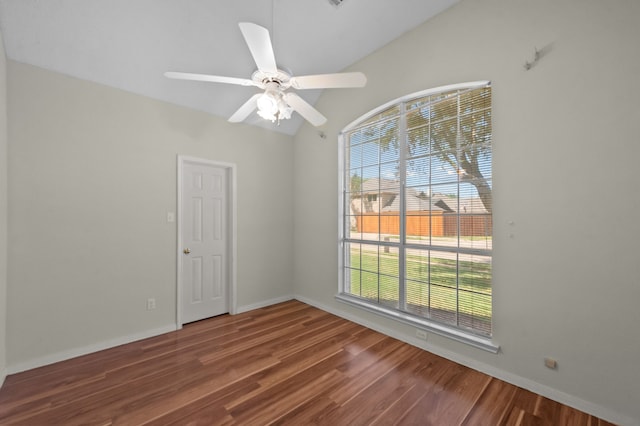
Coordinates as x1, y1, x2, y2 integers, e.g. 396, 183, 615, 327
354, 211, 492, 237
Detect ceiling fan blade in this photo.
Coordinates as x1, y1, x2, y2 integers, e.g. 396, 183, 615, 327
164, 71, 257, 87
284, 93, 327, 127
238, 22, 278, 75
229, 93, 261, 123
290, 72, 367, 90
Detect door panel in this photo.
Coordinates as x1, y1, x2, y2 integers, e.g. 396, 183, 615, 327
181, 162, 229, 323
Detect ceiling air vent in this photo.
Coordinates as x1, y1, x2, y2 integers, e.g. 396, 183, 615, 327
328, 0, 345, 6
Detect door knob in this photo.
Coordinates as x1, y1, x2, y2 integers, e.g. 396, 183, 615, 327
183, 248, 191, 254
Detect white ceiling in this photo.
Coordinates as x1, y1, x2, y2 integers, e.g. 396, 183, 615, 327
0, 0, 459, 135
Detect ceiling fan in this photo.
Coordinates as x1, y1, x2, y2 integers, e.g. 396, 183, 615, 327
165, 22, 367, 127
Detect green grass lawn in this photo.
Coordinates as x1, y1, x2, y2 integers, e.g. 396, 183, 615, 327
348, 247, 492, 330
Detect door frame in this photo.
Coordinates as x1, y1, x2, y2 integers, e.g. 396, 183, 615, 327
176, 155, 237, 329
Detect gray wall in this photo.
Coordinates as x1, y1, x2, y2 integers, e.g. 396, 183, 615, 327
7, 61, 294, 370
292, 0, 640, 424
0, 30, 7, 384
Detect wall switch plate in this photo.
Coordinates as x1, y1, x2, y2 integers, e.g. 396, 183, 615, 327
147, 298, 156, 310
167, 212, 175, 223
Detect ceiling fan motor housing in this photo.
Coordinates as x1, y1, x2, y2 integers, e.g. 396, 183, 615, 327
251, 69, 291, 89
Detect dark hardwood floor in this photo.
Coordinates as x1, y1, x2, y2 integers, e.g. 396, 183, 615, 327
0, 300, 615, 425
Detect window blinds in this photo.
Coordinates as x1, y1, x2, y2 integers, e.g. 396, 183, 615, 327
341, 82, 492, 337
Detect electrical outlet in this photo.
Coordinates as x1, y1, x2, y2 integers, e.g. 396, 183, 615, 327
416, 329, 428, 340
146, 298, 156, 310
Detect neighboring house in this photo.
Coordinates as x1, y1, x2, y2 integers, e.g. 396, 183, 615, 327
353, 178, 439, 213
351, 177, 489, 215
356, 178, 399, 213
350, 178, 490, 236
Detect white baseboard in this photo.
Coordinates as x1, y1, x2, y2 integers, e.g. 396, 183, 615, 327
294, 295, 635, 426
236, 294, 294, 314
7, 324, 177, 375
6, 294, 296, 375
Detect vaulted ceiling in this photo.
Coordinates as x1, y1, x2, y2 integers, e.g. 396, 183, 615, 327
0, 0, 459, 135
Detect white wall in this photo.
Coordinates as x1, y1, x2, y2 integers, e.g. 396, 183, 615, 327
292, 0, 640, 424
0, 30, 8, 384
7, 61, 294, 371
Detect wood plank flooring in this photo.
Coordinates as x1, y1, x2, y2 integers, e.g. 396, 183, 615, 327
0, 300, 616, 425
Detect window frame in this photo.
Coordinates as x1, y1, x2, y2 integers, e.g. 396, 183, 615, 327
337, 81, 498, 353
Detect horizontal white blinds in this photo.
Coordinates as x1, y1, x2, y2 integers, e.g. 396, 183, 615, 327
342, 83, 492, 337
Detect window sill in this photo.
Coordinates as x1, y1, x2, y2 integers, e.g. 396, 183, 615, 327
335, 293, 500, 353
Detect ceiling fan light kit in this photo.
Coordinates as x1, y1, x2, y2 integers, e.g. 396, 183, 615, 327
256, 82, 292, 123
165, 22, 366, 127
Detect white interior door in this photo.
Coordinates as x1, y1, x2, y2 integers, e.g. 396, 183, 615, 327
180, 160, 230, 323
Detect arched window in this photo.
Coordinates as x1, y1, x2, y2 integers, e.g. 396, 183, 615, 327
337, 81, 495, 351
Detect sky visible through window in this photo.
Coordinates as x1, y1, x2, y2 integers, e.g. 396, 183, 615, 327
349, 136, 492, 200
